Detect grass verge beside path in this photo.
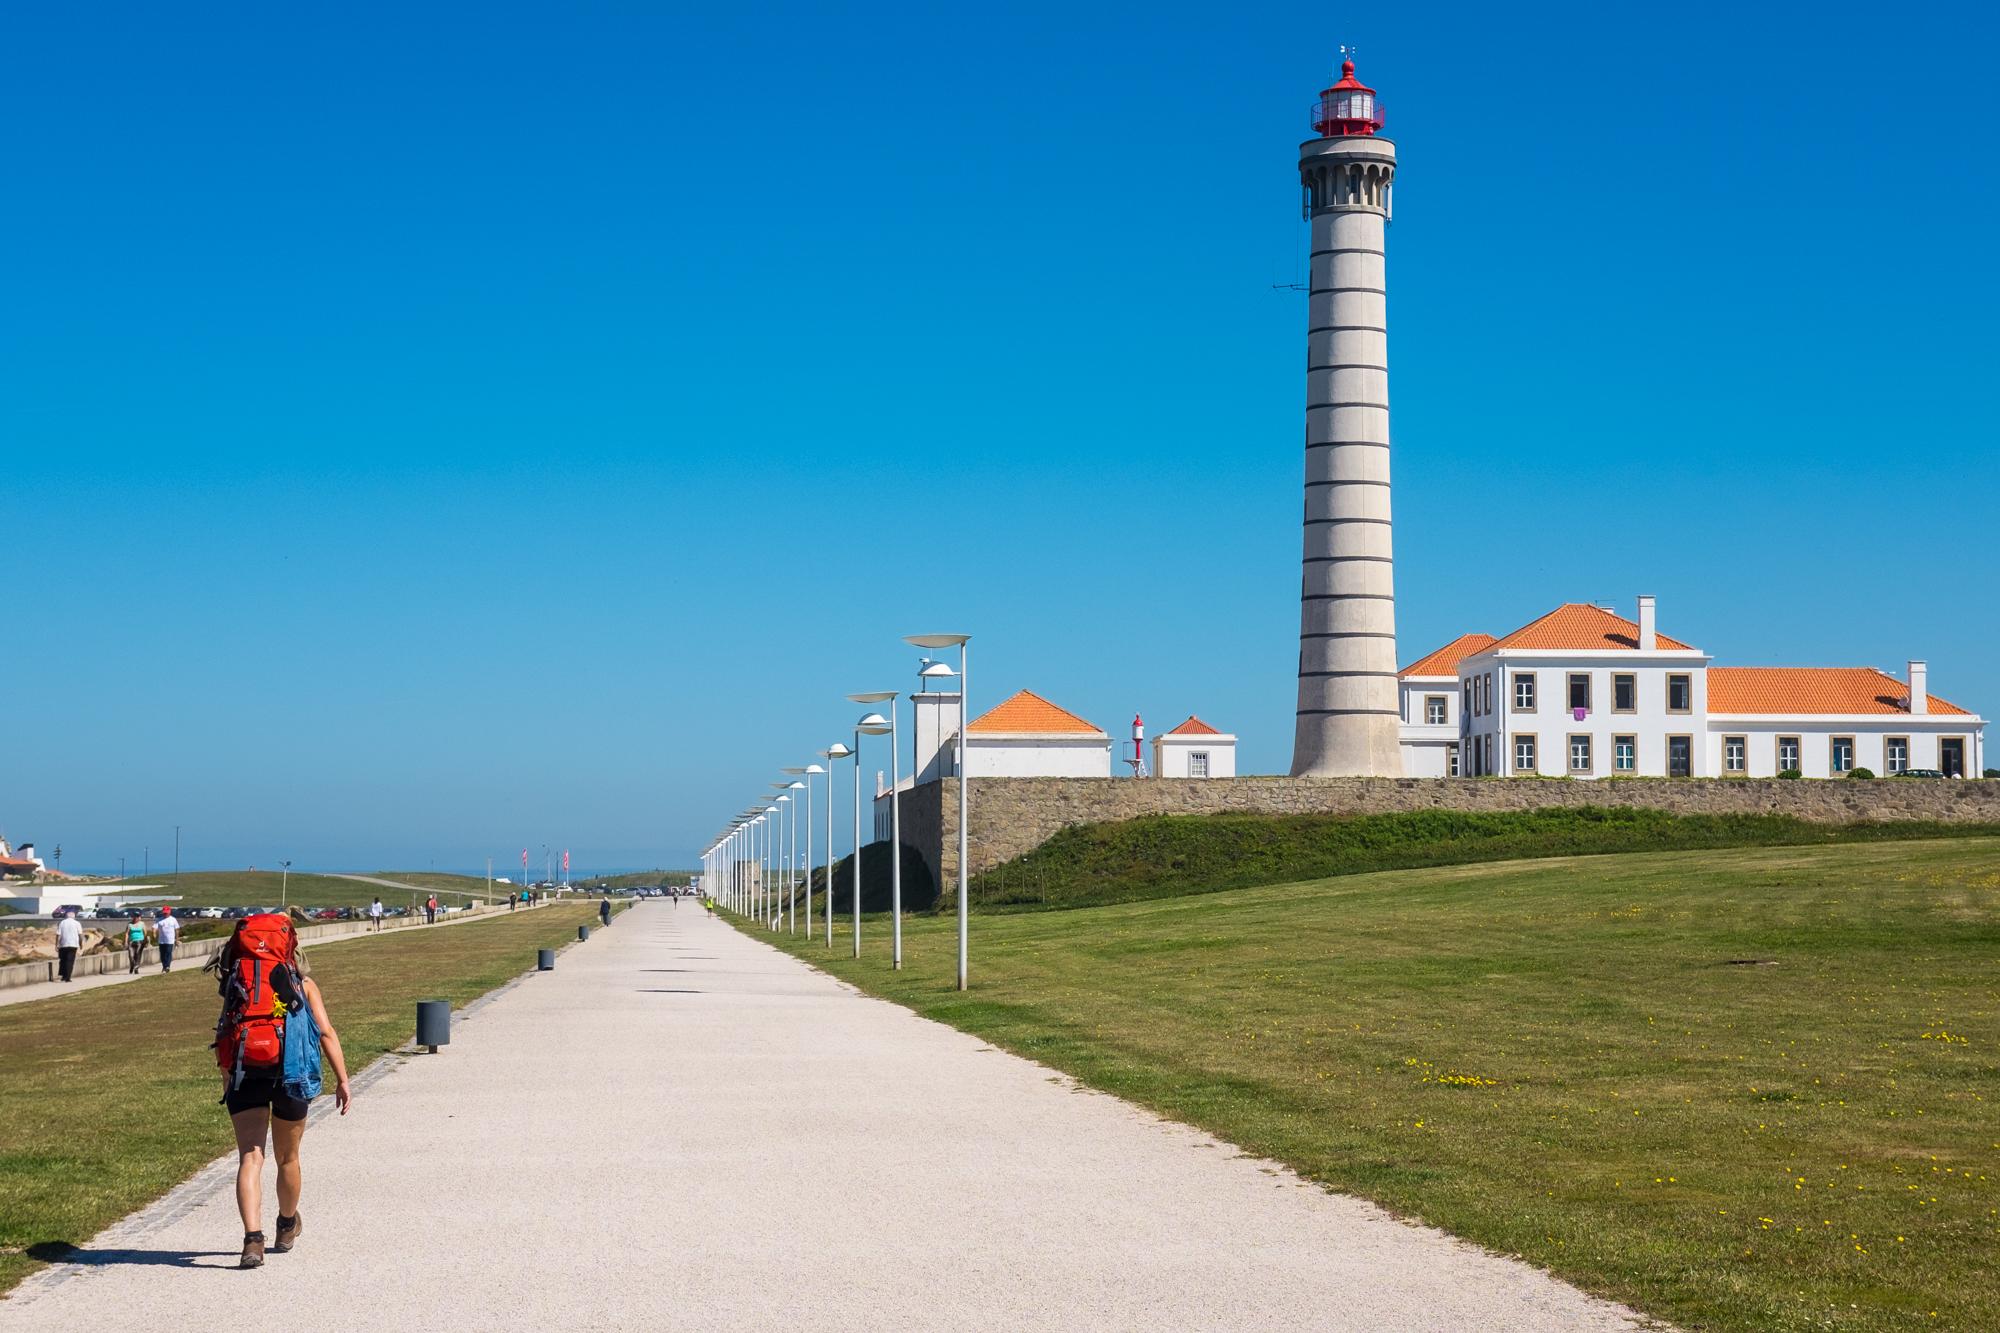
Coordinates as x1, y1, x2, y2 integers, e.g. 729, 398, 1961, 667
969, 807, 2000, 911
0, 901, 619, 1296
750, 839, 2000, 1332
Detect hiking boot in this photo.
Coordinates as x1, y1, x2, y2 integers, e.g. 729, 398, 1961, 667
272, 1213, 302, 1253
240, 1232, 266, 1268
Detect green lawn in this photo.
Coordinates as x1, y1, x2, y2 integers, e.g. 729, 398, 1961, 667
747, 838, 2000, 1331
0, 901, 619, 1295
967, 807, 2000, 911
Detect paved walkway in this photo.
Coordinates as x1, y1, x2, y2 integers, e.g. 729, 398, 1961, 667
0, 901, 553, 1009
0, 904, 1646, 1331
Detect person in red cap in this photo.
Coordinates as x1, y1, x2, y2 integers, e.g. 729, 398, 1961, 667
156, 905, 180, 972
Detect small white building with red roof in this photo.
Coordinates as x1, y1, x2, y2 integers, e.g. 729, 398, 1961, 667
1399, 597, 1985, 779
1152, 716, 1237, 779
911, 689, 1111, 779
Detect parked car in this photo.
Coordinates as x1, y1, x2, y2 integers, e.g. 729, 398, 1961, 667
1893, 768, 1947, 779
313, 908, 341, 920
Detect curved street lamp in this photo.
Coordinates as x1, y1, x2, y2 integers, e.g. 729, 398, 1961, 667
905, 633, 971, 990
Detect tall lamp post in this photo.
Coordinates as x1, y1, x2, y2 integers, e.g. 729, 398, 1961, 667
797, 764, 823, 934
783, 779, 807, 932
820, 744, 850, 946
848, 714, 869, 959
769, 782, 795, 931
851, 692, 901, 968
906, 634, 971, 990
763, 807, 780, 923
280, 860, 292, 911
773, 790, 794, 931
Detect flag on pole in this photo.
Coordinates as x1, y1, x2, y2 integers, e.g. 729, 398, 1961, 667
562, 849, 570, 873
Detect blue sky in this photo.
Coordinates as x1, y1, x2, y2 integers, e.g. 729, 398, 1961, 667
4, 2, 1994, 873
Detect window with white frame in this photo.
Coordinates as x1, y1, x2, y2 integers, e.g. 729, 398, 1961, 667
1724, 735, 1747, 773
1514, 735, 1536, 772
1885, 737, 1909, 775
1831, 736, 1856, 774
1777, 735, 1801, 774
1613, 735, 1636, 772
1189, 751, 1210, 779
1569, 734, 1592, 773
1446, 744, 1459, 777
1513, 673, 1536, 711
1425, 695, 1447, 725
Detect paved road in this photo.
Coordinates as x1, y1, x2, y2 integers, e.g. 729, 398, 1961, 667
1, 903, 1647, 1331
0, 901, 551, 1009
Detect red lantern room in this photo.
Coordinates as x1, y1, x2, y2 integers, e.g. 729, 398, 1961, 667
1312, 57, 1384, 138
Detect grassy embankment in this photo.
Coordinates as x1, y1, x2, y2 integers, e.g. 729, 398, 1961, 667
0, 900, 621, 1295
87, 870, 499, 910
965, 806, 2000, 910
572, 870, 693, 891
752, 836, 2000, 1332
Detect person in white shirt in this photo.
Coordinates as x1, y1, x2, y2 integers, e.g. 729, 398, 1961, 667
156, 906, 181, 972
367, 897, 384, 932
55, 909, 83, 983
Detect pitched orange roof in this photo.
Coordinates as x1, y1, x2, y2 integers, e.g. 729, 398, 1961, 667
1709, 667, 1973, 717
1400, 632, 1497, 678
1165, 715, 1223, 736
1490, 603, 1693, 653
966, 690, 1104, 736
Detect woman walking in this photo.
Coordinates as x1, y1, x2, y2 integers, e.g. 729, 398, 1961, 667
210, 915, 353, 1268
125, 913, 148, 974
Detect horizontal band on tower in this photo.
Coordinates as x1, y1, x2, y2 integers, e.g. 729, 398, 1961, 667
1308, 248, 1387, 258
1307, 325, 1388, 335
1297, 669, 1400, 679
1305, 402, 1389, 411
1302, 478, 1391, 487
1302, 593, 1395, 602
1302, 555, 1393, 564
1308, 364, 1388, 373
1308, 287, 1387, 296
1303, 516, 1392, 525
1298, 630, 1397, 639
1295, 707, 1401, 717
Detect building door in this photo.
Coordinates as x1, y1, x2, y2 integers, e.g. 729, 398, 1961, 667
1940, 738, 1965, 778
1668, 736, 1692, 777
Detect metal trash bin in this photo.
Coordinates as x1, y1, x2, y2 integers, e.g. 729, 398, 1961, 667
578, 925, 590, 942
416, 1000, 450, 1053
537, 948, 555, 971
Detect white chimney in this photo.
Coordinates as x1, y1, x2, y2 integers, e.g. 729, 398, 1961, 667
1909, 660, 1928, 715
1636, 595, 1657, 651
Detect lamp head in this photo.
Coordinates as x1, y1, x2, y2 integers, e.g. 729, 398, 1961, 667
857, 712, 892, 735
805, 763, 826, 774
826, 742, 853, 758
780, 766, 807, 775
787, 780, 807, 789
847, 690, 897, 704
903, 633, 970, 649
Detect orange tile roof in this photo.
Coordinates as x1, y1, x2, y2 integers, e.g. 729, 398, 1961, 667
1708, 667, 1973, 717
1164, 715, 1223, 736
966, 690, 1105, 736
1490, 603, 1693, 653
1400, 633, 1498, 678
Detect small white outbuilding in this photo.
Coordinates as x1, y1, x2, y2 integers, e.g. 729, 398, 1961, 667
1152, 716, 1237, 779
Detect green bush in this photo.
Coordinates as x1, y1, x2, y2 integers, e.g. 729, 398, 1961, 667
1848, 767, 1876, 780
1985, 768, 1999, 778
963, 806, 2000, 912
1777, 769, 1804, 779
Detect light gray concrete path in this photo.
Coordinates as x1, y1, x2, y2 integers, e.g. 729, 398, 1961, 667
1, 904, 1649, 1332
0, 901, 553, 1009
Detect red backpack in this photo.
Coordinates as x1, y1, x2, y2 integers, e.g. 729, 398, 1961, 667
209, 914, 304, 1088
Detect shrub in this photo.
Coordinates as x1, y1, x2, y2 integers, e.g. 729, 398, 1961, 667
1848, 767, 1876, 780
1777, 769, 1803, 779
1986, 768, 1999, 778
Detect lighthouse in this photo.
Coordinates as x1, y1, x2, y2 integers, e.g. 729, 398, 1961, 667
1290, 56, 1404, 778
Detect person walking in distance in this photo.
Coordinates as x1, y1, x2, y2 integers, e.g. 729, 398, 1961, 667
156, 906, 180, 972
599, 896, 612, 928
55, 908, 82, 983
209, 917, 353, 1269
424, 895, 437, 926
126, 912, 148, 974
367, 896, 384, 932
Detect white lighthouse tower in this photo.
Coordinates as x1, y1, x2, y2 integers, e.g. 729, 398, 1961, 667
1290, 55, 1404, 778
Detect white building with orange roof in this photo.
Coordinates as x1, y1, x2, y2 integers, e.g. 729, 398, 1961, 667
1396, 633, 1496, 777
1152, 716, 1237, 779
1399, 597, 1985, 780
925, 689, 1112, 779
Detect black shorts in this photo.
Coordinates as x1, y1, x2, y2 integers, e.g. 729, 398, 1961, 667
224, 1072, 310, 1122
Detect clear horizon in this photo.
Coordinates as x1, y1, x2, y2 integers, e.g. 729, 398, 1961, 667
7, 2, 1995, 868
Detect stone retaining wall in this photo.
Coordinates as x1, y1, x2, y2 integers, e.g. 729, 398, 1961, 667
899, 776, 2000, 895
